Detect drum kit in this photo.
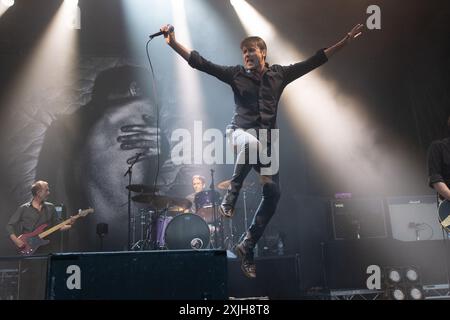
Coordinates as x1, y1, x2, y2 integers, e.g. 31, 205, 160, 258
127, 178, 251, 251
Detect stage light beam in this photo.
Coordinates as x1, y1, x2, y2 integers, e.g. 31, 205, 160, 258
170, 0, 204, 117
0, 0, 14, 17
64, 0, 81, 30
230, 0, 423, 194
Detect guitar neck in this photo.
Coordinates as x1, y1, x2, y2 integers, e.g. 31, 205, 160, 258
38, 215, 77, 239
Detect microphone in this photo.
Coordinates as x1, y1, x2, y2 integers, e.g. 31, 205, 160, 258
149, 25, 174, 39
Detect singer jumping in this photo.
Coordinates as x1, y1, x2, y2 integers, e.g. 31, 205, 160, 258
160, 23, 364, 278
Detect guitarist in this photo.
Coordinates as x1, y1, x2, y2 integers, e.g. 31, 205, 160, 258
427, 115, 450, 203
6, 180, 75, 253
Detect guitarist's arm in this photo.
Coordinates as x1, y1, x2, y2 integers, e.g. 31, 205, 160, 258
9, 234, 25, 248
6, 206, 25, 248
60, 216, 76, 231
49, 205, 75, 232
431, 182, 450, 201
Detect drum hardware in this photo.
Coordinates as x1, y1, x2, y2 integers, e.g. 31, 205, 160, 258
128, 171, 272, 251
130, 208, 154, 251
124, 152, 144, 250
216, 179, 256, 248
208, 169, 222, 248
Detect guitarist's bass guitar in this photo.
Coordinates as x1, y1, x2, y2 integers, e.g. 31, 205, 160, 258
438, 199, 450, 233
17, 208, 94, 256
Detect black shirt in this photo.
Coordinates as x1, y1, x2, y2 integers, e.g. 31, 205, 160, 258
6, 201, 58, 236
427, 137, 450, 189
188, 49, 328, 130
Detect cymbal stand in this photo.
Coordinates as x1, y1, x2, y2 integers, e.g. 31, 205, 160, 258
124, 153, 142, 251
131, 208, 149, 251
209, 168, 222, 249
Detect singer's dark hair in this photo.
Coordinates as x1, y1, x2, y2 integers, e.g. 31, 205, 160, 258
240, 36, 267, 54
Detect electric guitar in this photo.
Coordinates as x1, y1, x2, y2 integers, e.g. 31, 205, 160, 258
438, 199, 450, 232
17, 208, 94, 256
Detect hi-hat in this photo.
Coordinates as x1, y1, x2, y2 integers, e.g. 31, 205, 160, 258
126, 184, 159, 193
131, 194, 192, 210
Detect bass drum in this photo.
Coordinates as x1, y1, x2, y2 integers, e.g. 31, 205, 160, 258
164, 213, 210, 249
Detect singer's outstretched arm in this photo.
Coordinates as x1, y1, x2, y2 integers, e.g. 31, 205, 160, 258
161, 24, 192, 62
161, 24, 236, 84
324, 23, 364, 59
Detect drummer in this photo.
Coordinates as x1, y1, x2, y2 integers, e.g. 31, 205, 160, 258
185, 175, 206, 213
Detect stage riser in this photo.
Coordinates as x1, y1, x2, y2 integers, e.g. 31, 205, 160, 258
46, 250, 227, 300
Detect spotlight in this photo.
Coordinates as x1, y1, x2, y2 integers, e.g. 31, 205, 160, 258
383, 266, 424, 300
1, 0, 14, 7
409, 286, 424, 300
405, 267, 419, 283
386, 268, 402, 284
390, 288, 406, 301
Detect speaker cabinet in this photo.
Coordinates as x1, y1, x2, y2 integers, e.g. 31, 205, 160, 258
387, 195, 444, 241
46, 250, 227, 300
331, 198, 387, 240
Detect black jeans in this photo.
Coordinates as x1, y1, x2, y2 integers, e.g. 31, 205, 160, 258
223, 138, 281, 250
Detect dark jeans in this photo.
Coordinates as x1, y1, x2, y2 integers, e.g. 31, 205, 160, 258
223, 148, 281, 250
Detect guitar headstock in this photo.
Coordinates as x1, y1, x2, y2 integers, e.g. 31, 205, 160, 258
78, 208, 94, 217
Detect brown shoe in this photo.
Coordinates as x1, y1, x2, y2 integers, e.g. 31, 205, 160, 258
235, 242, 256, 278
220, 204, 235, 218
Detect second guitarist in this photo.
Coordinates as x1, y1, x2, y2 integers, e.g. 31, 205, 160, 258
427, 115, 450, 203
6, 180, 76, 254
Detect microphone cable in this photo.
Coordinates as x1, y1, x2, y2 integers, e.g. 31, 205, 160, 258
146, 38, 160, 195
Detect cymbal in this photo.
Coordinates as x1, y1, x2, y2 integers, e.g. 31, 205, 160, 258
168, 206, 188, 213
131, 194, 192, 210
126, 184, 159, 193
216, 179, 254, 190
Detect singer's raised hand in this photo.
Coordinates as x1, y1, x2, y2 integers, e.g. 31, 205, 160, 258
346, 23, 364, 43
161, 24, 175, 45
161, 24, 192, 61
117, 114, 161, 164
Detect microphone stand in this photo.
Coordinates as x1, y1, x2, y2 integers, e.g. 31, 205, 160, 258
124, 153, 142, 251
209, 169, 221, 249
